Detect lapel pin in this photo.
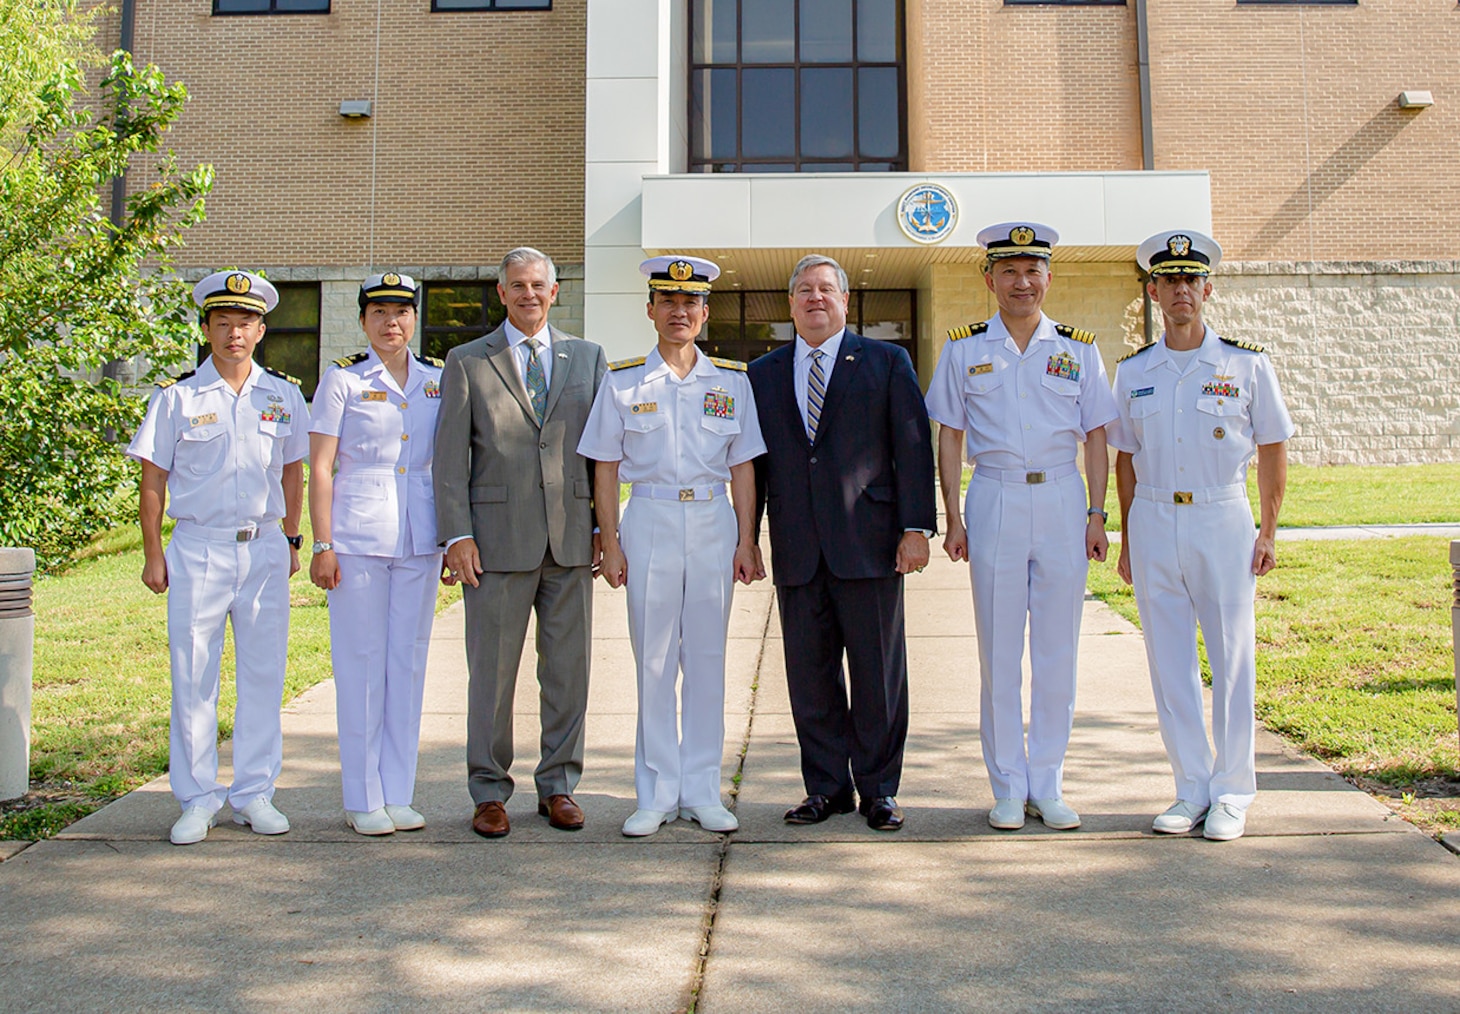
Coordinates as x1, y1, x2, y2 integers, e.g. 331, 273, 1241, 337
557, 352, 568, 359
845, 355, 855, 362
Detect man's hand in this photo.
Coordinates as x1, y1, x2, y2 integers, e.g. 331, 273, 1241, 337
895, 531, 930, 575
310, 549, 341, 590
1086, 516, 1108, 562
942, 517, 968, 563
141, 554, 168, 594
600, 539, 627, 588
752, 545, 767, 581
445, 538, 484, 589
1116, 542, 1133, 586
591, 530, 603, 577
734, 543, 759, 585
1252, 534, 1277, 577
288, 545, 301, 578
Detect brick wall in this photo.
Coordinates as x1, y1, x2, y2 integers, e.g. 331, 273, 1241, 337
909, 0, 1143, 173
1147, 0, 1460, 261
112, 0, 586, 270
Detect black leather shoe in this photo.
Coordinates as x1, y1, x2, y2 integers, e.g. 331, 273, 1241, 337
783, 792, 856, 825
862, 796, 904, 831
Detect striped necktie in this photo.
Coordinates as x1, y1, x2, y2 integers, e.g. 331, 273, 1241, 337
524, 337, 547, 424
806, 348, 826, 442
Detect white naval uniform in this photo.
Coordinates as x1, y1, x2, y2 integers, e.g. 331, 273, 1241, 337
309, 348, 444, 813
1108, 327, 1293, 811
127, 357, 310, 814
577, 348, 766, 812
924, 313, 1118, 802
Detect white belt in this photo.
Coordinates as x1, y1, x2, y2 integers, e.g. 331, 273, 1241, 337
630, 482, 726, 502
174, 519, 279, 543
1135, 482, 1247, 505
973, 461, 1078, 485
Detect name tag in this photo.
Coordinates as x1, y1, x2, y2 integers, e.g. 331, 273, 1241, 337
704, 391, 734, 418
189, 413, 218, 427
968, 363, 994, 376
631, 402, 658, 415
362, 391, 388, 402
1130, 387, 1154, 399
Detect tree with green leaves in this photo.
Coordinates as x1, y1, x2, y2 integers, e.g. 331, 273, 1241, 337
0, 0, 213, 570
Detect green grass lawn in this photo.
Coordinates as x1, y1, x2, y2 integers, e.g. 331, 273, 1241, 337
1086, 536, 1460, 833
0, 509, 461, 840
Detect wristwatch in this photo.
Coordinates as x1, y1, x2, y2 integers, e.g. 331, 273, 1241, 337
285, 534, 303, 550
311, 540, 333, 554
1087, 508, 1109, 521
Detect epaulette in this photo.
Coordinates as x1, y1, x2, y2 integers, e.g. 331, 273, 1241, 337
332, 352, 369, 369
946, 322, 989, 342
157, 370, 194, 389
264, 366, 302, 386
1055, 324, 1097, 345
609, 356, 646, 372
1219, 336, 1266, 354
709, 355, 748, 372
415, 353, 443, 368
1118, 343, 1157, 363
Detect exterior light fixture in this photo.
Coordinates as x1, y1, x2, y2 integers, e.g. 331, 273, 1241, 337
339, 100, 373, 118
1397, 91, 1434, 110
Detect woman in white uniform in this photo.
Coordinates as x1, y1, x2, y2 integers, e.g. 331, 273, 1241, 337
308, 272, 450, 835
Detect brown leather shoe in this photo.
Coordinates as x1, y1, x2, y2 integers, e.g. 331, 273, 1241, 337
537, 794, 585, 831
472, 800, 509, 838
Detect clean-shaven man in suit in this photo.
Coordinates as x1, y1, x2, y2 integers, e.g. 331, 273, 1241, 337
434, 247, 609, 838
748, 254, 936, 832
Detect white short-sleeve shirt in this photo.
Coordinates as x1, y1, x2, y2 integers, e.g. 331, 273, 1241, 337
1107, 325, 1295, 489
924, 313, 1118, 470
127, 356, 309, 529
309, 347, 444, 557
577, 346, 766, 485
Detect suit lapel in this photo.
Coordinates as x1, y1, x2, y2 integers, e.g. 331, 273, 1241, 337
773, 346, 802, 441
811, 331, 863, 447
541, 325, 572, 421
483, 325, 536, 423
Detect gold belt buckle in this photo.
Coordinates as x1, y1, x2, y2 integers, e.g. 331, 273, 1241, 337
235, 528, 257, 542
1173, 491, 1193, 505
678, 488, 695, 502
1025, 471, 1046, 484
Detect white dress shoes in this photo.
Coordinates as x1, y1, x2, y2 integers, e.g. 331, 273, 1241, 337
346, 808, 396, 836
1026, 798, 1081, 830
988, 798, 1026, 830
170, 805, 217, 845
679, 804, 739, 833
1203, 802, 1248, 841
622, 809, 675, 837
384, 804, 426, 831
1152, 800, 1209, 835
233, 797, 290, 835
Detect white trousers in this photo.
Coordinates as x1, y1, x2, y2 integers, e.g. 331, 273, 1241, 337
328, 552, 440, 812
620, 495, 737, 811
1128, 492, 1258, 810
165, 526, 290, 813
965, 469, 1088, 802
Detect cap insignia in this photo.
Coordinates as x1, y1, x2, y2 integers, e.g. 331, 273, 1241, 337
668, 260, 695, 282
226, 272, 252, 294
1010, 226, 1035, 246
382, 272, 400, 286
1168, 235, 1192, 257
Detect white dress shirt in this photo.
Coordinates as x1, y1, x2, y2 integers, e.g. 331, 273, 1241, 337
505, 318, 552, 390
792, 329, 845, 435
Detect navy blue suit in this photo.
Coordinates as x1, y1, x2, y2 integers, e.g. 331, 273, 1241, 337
750, 331, 935, 802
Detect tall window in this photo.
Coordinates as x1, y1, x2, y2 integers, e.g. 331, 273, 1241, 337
700, 289, 916, 369
690, 0, 906, 173
422, 283, 506, 362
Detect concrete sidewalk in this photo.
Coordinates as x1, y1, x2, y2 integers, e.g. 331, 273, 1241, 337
1, 547, 1458, 1011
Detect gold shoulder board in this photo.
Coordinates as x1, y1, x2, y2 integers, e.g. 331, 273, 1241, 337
1117, 343, 1157, 363
415, 353, 444, 368
332, 351, 369, 368
709, 356, 748, 372
1055, 324, 1096, 345
946, 322, 989, 342
609, 356, 647, 372
264, 366, 303, 386
156, 369, 194, 389
1218, 336, 1266, 354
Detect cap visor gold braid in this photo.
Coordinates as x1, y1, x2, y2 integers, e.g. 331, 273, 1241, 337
647, 279, 712, 294
364, 288, 417, 301
201, 294, 268, 313
985, 246, 1052, 261
1148, 260, 1211, 275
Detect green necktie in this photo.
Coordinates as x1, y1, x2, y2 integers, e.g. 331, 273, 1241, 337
524, 337, 547, 424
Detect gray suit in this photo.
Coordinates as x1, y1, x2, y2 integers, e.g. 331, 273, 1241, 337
434, 323, 608, 804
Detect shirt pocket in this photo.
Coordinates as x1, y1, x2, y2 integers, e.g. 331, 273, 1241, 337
1039, 373, 1081, 399
623, 411, 669, 435
700, 415, 742, 438
177, 425, 227, 477
962, 364, 1006, 398
1195, 396, 1245, 419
